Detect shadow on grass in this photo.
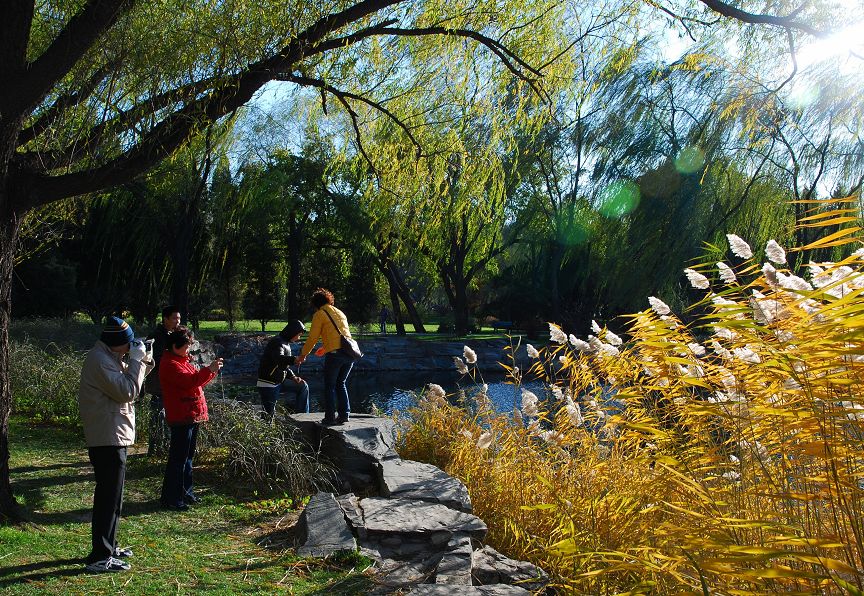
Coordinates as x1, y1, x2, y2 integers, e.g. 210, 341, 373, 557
11, 461, 90, 474
0, 557, 87, 586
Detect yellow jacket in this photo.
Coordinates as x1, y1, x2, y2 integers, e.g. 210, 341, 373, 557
301, 305, 351, 357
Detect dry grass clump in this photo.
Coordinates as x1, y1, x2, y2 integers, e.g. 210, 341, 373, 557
398, 201, 864, 594
200, 399, 336, 499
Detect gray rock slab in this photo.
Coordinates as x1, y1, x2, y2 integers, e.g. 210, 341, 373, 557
288, 414, 398, 492
377, 458, 473, 513
336, 493, 366, 539
472, 545, 549, 592
434, 534, 473, 585
408, 586, 531, 595
296, 492, 357, 558
359, 497, 487, 540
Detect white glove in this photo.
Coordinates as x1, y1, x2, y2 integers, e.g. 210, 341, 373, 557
129, 340, 147, 362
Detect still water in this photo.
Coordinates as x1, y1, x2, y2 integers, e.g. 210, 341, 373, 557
215, 370, 546, 416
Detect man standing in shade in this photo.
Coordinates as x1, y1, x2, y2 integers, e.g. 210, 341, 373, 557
78, 316, 153, 573
145, 306, 181, 455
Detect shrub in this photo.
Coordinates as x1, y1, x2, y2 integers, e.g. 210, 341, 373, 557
10, 340, 83, 426
199, 399, 336, 499
399, 213, 864, 593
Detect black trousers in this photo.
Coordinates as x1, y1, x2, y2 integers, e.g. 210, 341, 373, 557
87, 445, 127, 562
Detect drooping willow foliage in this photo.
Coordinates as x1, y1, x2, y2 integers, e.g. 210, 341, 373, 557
398, 197, 864, 593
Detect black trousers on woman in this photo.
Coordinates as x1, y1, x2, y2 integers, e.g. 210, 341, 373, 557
160, 423, 199, 507
86, 446, 127, 563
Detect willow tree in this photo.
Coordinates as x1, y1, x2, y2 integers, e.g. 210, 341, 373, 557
0, 0, 562, 519
0, 0, 847, 520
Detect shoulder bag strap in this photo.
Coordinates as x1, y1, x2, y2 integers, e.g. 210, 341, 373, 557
321, 306, 346, 339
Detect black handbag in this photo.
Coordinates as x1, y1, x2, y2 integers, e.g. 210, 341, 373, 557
322, 307, 363, 361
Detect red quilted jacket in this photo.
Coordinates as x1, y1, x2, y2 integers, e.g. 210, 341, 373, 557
159, 351, 215, 425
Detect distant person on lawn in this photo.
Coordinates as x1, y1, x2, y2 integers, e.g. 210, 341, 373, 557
158, 326, 223, 511
379, 305, 389, 334
145, 305, 181, 456
79, 316, 153, 573
296, 288, 355, 426
257, 320, 310, 420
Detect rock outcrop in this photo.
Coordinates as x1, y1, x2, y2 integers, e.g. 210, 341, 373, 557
289, 414, 549, 594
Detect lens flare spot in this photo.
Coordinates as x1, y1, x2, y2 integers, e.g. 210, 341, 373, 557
598, 181, 640, 218
675, 146, 705, 174
788, 83, 820, 109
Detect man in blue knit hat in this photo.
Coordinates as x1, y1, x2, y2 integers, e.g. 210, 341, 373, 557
78, 316, 153, 573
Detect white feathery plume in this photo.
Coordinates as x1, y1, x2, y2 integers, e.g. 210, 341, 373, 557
851, 247, 864, 259
600, 343, 620, 357
711, 294, 737, 307
726, 234, 753, 259
648, 296, 670, 315
684, 268, 710, 289
427, 384, 446, 401
460, 429, 473, 440
783, 379, 801, 391
476, 431, 493, 450
558, 355, 568, 365
526, 344, 540, 358
604, 330, 623, 346
521, 389, 539, 418
775, 330, 794, 343
713, 326, 735, 340
542, 430, 566, 446
549, 323, 567, 343
765, 239, 787, 264
551, 386, 564, 401
588, 335, 604, 352
733, 346, 761, 364
462, 345, 477, 364
591, 320, 601, 333
687, 342, 706, 356
709, 340, 733, 360
570, 336, 591, 352
716, 262, 736, 284
777, 272, 812, 292
454, 357, 469, 375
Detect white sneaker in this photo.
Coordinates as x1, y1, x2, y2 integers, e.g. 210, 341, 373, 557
84, 556, 131, 573
113, 546, 133, 558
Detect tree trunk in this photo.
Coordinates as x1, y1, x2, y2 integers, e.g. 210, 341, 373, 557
0, 208, 21, 520
387, 270, 405, 335
388, 262, 426, 333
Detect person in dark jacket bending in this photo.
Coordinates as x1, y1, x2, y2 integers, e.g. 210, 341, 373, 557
144, 305, 181, 456
257, 320, 310, 419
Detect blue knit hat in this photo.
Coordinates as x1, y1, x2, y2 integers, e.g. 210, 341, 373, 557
101, 316, 134, 347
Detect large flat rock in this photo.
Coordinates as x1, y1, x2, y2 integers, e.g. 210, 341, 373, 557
296, 492, 357, 557
408, 585, 531, 595
359, 497, 487, 540
377, 458, 472, 513
288, 413, 398, 492
472, 545, 549, 592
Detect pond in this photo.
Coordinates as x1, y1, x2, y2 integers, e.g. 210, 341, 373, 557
213, 370, 547, 416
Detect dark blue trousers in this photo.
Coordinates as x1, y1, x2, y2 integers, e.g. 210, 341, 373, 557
323, 351, 354, 421
160, 423, 198, 507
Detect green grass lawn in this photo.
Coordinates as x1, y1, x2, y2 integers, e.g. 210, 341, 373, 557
1, 419, 372, 594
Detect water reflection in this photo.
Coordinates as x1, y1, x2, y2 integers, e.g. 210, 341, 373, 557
215, 370, 547, 416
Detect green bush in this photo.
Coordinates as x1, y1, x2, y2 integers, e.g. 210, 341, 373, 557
10, 340, 83, 425
199, 399, 336, 499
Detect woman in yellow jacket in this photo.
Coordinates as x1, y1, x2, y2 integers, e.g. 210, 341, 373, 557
295, 288, 354, 425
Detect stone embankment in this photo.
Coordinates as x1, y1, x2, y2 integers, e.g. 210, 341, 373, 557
208, 334, 534, 380
288, 413, 549, 594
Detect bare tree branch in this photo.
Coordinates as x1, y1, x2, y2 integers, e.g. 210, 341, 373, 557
698, 0, 825, 37
9, 0, 137, 117
275, 72, 424, 158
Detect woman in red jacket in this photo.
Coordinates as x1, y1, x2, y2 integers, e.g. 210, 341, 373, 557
158, 326, 223, 511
